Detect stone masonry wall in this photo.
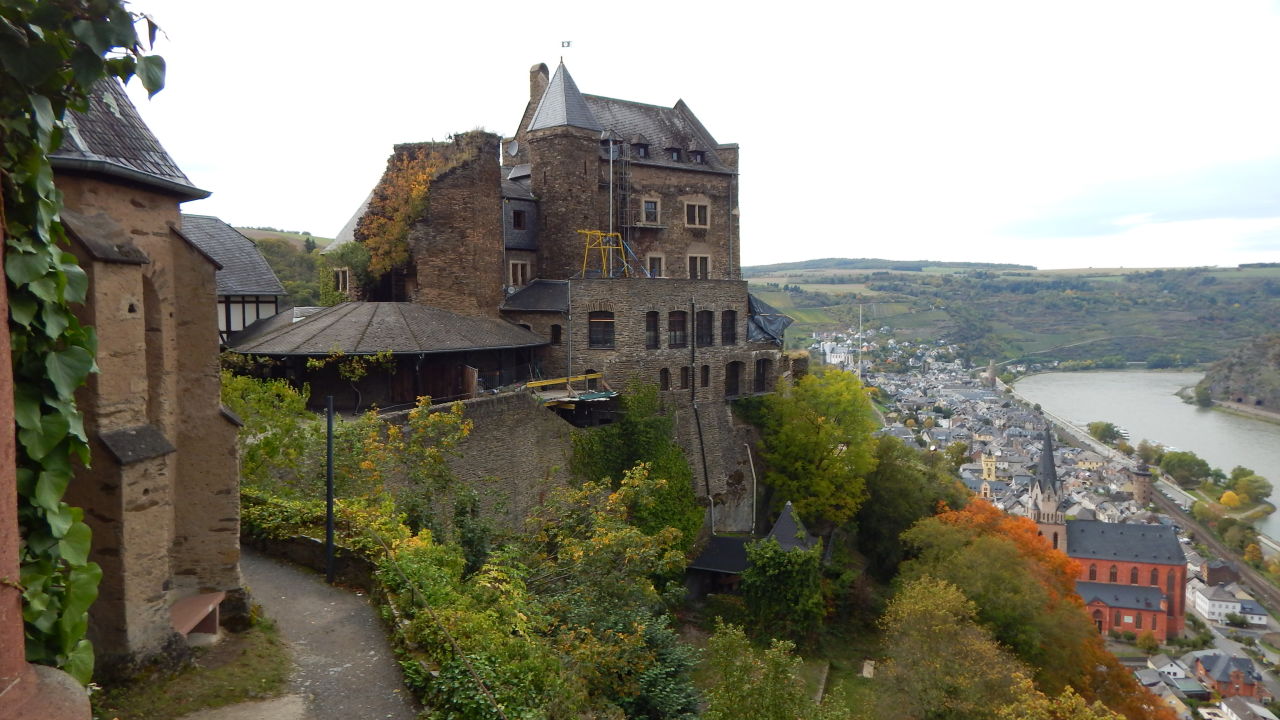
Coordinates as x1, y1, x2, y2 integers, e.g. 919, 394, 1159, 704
565, 278, 783, 532
421, 392, 573, 527
524, 126, 608, 280
611, 161, 737, 281
407, 133, 506, 318
58, 175, 242, 671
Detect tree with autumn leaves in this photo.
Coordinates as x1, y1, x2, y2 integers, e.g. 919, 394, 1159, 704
888, 501, 1174, 720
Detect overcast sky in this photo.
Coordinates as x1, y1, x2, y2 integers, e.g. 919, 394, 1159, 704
121, 0, 1280, 270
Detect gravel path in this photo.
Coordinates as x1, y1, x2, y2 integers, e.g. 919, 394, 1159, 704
238, 548, 419, 720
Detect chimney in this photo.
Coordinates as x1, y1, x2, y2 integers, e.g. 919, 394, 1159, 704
530, 63, 549, 104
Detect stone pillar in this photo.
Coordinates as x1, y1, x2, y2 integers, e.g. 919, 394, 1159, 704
0, 242, 90, 718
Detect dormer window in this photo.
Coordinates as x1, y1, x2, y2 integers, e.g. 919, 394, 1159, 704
690, 151, 706, 164
634, 144, 649, 159
667, 148, 681, 162
600, 140, 620, 159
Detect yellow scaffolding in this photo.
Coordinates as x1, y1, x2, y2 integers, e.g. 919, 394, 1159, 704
577, 229, 636, 278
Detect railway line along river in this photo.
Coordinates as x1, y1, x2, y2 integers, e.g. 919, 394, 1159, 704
1013, 370, 1280, 540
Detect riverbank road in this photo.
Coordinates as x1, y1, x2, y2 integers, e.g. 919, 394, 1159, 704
1157, 479, 1196, 511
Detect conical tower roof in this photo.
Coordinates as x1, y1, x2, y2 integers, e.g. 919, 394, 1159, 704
1037, 428, 1059, 494
527, 62, 601, 132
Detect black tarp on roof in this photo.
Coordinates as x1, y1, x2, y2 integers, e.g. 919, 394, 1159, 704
747, 294, 792, 345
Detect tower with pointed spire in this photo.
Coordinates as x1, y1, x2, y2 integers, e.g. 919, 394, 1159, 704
1028, 428, 1066, 548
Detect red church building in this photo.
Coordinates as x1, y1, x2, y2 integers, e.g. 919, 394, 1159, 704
1067, 520, 1187, 643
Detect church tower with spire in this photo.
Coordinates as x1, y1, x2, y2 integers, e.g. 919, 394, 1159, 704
1029, 428, 1066, 549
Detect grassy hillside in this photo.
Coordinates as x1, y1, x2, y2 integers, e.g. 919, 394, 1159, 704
237, 227, 333, 251
745, 260, 1280, 364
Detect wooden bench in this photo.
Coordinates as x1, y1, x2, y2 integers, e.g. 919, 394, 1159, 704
170, 591, 226, 637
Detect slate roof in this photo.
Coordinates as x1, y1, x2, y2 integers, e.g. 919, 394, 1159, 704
503, 164, 536, 200
767, 502, 818, 551
181, 215, 286, 297
231, 302, 548, 356
1066, 520, 1185, 565
1076, 581, 1165, 611
584, 95, 734, 174
1241, 599, 1267, 616
1035, 429, 1060, 495
688, 536, 749, 575
52, 79, 207, 200
527, 63, 602, 132
502, 280, 569, 312
1196, 652, 1262, 684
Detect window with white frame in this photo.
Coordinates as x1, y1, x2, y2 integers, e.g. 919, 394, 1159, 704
333, 267, 350, 294
642, 199, 660, 224
509, 261, 531, 287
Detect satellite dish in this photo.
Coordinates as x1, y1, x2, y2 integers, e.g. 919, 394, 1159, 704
507, 140, 520, 156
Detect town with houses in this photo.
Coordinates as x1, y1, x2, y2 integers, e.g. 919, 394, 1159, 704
819, 328, 1280, 720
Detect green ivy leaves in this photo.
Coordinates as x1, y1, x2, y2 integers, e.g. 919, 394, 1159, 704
3, 0, 161, 685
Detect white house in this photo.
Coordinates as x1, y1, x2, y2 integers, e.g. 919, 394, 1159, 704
1149, 653, 1188, 679
1193, 582, 1242, 622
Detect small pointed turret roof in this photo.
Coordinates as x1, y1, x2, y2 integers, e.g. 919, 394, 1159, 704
527, 62, 601, 133
1037, 428, 1059, 494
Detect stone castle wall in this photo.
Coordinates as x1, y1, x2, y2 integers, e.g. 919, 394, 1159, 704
423, 392, 574, 526
404, 133, 506, 317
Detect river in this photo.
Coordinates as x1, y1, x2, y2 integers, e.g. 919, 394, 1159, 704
1014, 370, 1280, 539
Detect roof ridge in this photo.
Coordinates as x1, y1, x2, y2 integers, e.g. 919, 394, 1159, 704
583, 93, 674, 111
391, 302, 423, 353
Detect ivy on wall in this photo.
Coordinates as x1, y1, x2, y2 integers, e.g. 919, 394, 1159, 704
0, 0, 165, 683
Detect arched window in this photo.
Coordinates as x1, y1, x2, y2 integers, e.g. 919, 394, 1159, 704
1113, 610, 1121, 626
588, 312, 614, 348
1129, 567, 1139, 585
1109, 565, 1117, 583
1152, 614, 1158, 630
1089, 564, 1097, 581
1135, 613, 1143, 630
659, 368, 670, 391
1150, 568, 1159, 586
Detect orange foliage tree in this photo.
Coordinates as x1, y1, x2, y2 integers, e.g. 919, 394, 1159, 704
356, 143, 443, 276
901, 500, 1175, 720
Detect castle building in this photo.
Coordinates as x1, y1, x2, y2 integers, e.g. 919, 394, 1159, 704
307, 62, 791, 531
